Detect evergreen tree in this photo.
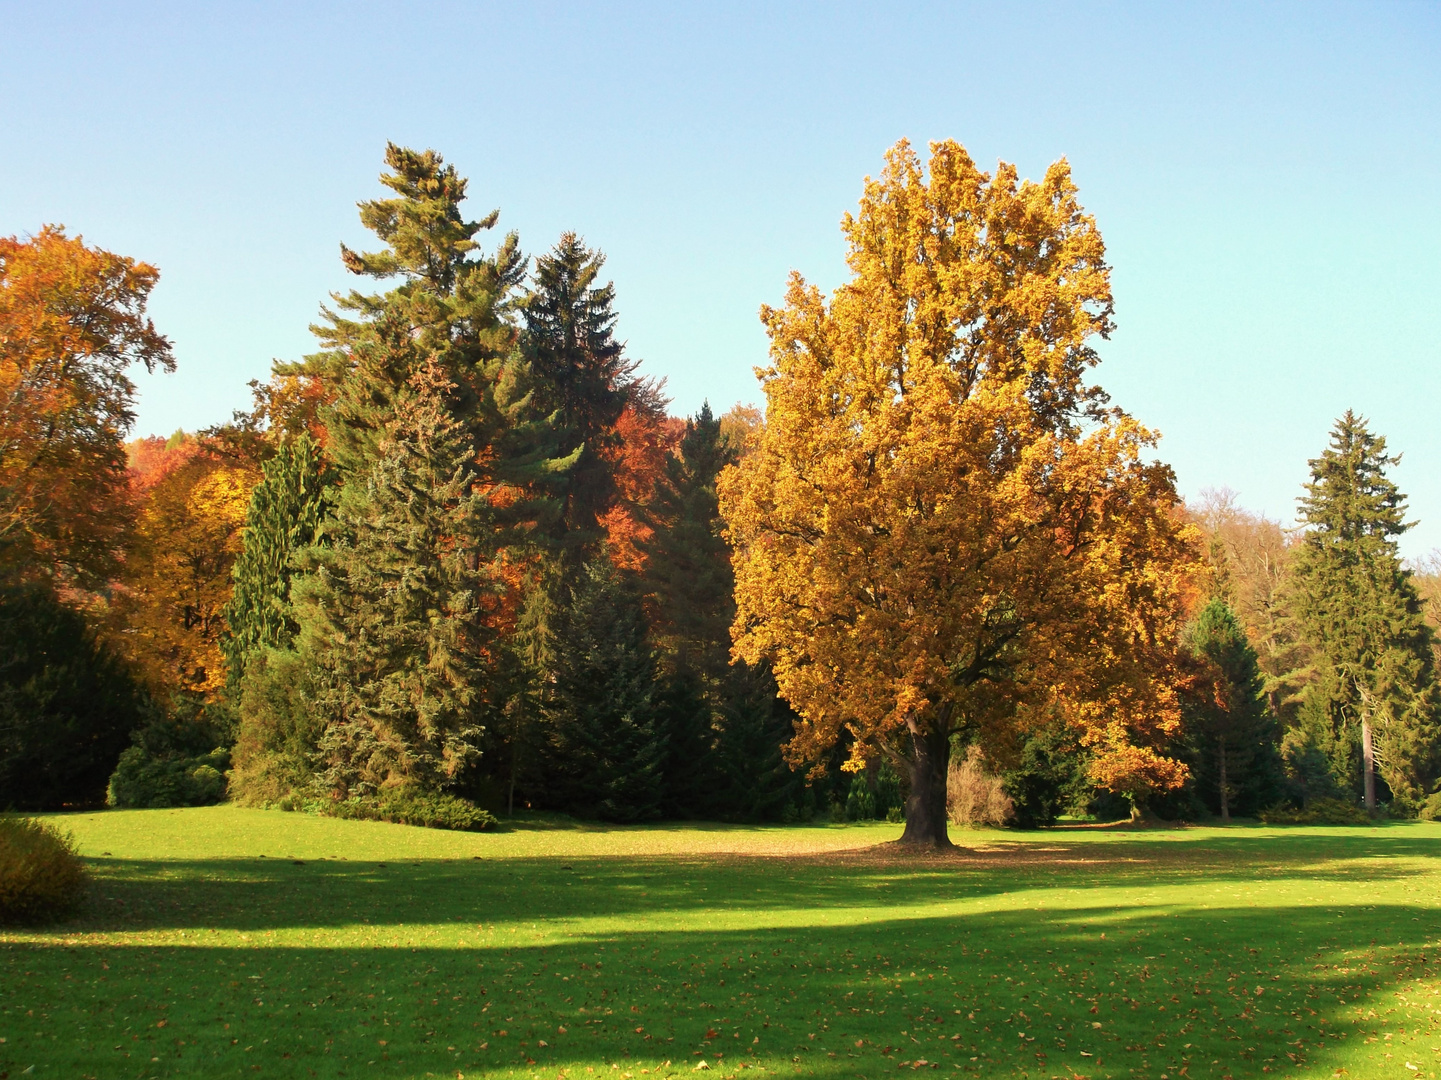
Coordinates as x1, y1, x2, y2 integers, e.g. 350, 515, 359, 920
0, 583, 146, 808
236, 144, 570, 802
220, 433, 328, 687
1185, 598, 1283, 819
543, 557, 665, 822
1290, 412, 1441, 810
521, 234, 635, 560
641, 402, 737, 681
640, 404, 800, 820
297, 359, 488, 795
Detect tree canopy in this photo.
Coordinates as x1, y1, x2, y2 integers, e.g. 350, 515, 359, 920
720, 139, 1198, 845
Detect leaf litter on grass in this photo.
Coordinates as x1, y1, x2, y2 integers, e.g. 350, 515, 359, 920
3, 809, 1441, 1079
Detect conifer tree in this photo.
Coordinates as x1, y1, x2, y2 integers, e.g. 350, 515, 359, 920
521, 234, 635, 560
239, 144, 570, 801
543, 557, 665, 822
1290, 412, 1441, 809
297, 359, 488, 794
1185, 598, 1281, 820
220, 433, 328, 687
642, 402, 737, 681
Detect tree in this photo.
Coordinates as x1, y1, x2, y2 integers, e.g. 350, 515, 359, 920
0, 226, 173, 588
719, 140, 1197, 847
521, 234, 635, 561
220, 433, 329, 686
0, 583, 147, 808
1289, 412, 1441, 810
108, 434, 257, 698
1190, 488, 1308, 721
297, 358, 490, 796
1185, 598, 1280, 820
542, 556, 665, 822
238, 144, 571, 803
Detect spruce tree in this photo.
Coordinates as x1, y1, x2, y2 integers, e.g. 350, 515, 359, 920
297, 359, 489, 794
1291, 411, 1441, 809
249, 144, 570, 801
1185, 598, 1282, 820
521, 234, 635, 560
543, 557, 665, 822
220, 433, 328, 687
640, 404, 800, 820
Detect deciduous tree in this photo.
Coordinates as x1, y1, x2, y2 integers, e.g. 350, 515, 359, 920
720, 140, 1197, 846
0, 226, 173, 587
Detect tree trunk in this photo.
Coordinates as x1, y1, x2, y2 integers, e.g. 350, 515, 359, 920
899, 722, 953, 848
1218, 736, 1230, 823
1361, 716, 1376, 811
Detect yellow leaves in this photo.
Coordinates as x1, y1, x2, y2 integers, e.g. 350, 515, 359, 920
720, 137, 1196, 786
107, 438, 259, 696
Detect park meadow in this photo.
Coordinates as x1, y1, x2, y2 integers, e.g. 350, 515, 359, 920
5, 809, 1441, 1079
6, 137, 1441, 1080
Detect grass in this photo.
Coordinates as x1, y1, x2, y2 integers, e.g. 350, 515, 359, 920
2, 808, 1439, 1079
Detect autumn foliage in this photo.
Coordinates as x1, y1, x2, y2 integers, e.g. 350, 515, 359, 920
720, 140, 1199, 843
0, 226, 173, 588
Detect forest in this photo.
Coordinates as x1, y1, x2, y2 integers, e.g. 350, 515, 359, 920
4, 140, 1440, 845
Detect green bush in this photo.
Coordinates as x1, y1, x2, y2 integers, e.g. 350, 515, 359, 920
844, 775, 876, 821
107, 747, 230, 808
1258, 797, 1370, 825
323, 790, 497, 831
0, 816, 88, 923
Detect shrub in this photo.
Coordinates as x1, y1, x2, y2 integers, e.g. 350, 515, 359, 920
1420, 792, 1441, 822
844, 775, 877, 821
0, 816, 88, 923
0, 585, 147, 809
1258, 797, 1370, 825
324, 790, 497, 831
107, 747, 231, 808
947, 745, 1015, 827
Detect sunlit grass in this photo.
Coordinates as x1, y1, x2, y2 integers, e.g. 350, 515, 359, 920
3, 807, 1439, 1079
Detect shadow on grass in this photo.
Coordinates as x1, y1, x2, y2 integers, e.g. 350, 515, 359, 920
3, 895, 1434, 1079
50, 825, 1439, 937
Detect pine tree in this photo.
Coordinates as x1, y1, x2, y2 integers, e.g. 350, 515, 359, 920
1290, 411, 1441, 810
543, 557, 665, 822
297, 359, 489, 794
220, 433, 328, 687
1185, 598, 1282, 820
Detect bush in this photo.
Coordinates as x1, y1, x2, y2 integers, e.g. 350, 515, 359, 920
1420, 792, 1441, 822
0, 816, 88, 923
107, 746, 230, 808
947, 745, 1014, 827
321, 790, 497, 831
844, 775, 877, 821
1258, 797, 1370, 825
0, 585, 147, 809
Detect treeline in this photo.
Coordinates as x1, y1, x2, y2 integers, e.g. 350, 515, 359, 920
0, 148, 799, 824
4, 141, 1440, 834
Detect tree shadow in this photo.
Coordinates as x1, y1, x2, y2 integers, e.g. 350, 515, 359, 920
2, 896, 1430, 1079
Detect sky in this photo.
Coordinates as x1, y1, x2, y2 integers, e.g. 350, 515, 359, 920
3, 1, 1438, 553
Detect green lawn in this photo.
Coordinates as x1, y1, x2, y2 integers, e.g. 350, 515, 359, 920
3, 808, 1439, 1080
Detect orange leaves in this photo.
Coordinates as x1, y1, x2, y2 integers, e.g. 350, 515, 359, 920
108, 434, 258, 696
720, 139, 1195, 795
0, 225, 173, 585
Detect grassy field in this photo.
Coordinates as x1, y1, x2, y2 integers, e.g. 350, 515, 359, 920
2, 809, 1439, 1080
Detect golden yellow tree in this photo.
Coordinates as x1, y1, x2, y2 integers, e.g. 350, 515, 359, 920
110, 435, 257, 697
719, 140, 1199, 846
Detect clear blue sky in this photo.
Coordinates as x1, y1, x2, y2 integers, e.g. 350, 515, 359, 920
3, 2, 1438, 552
